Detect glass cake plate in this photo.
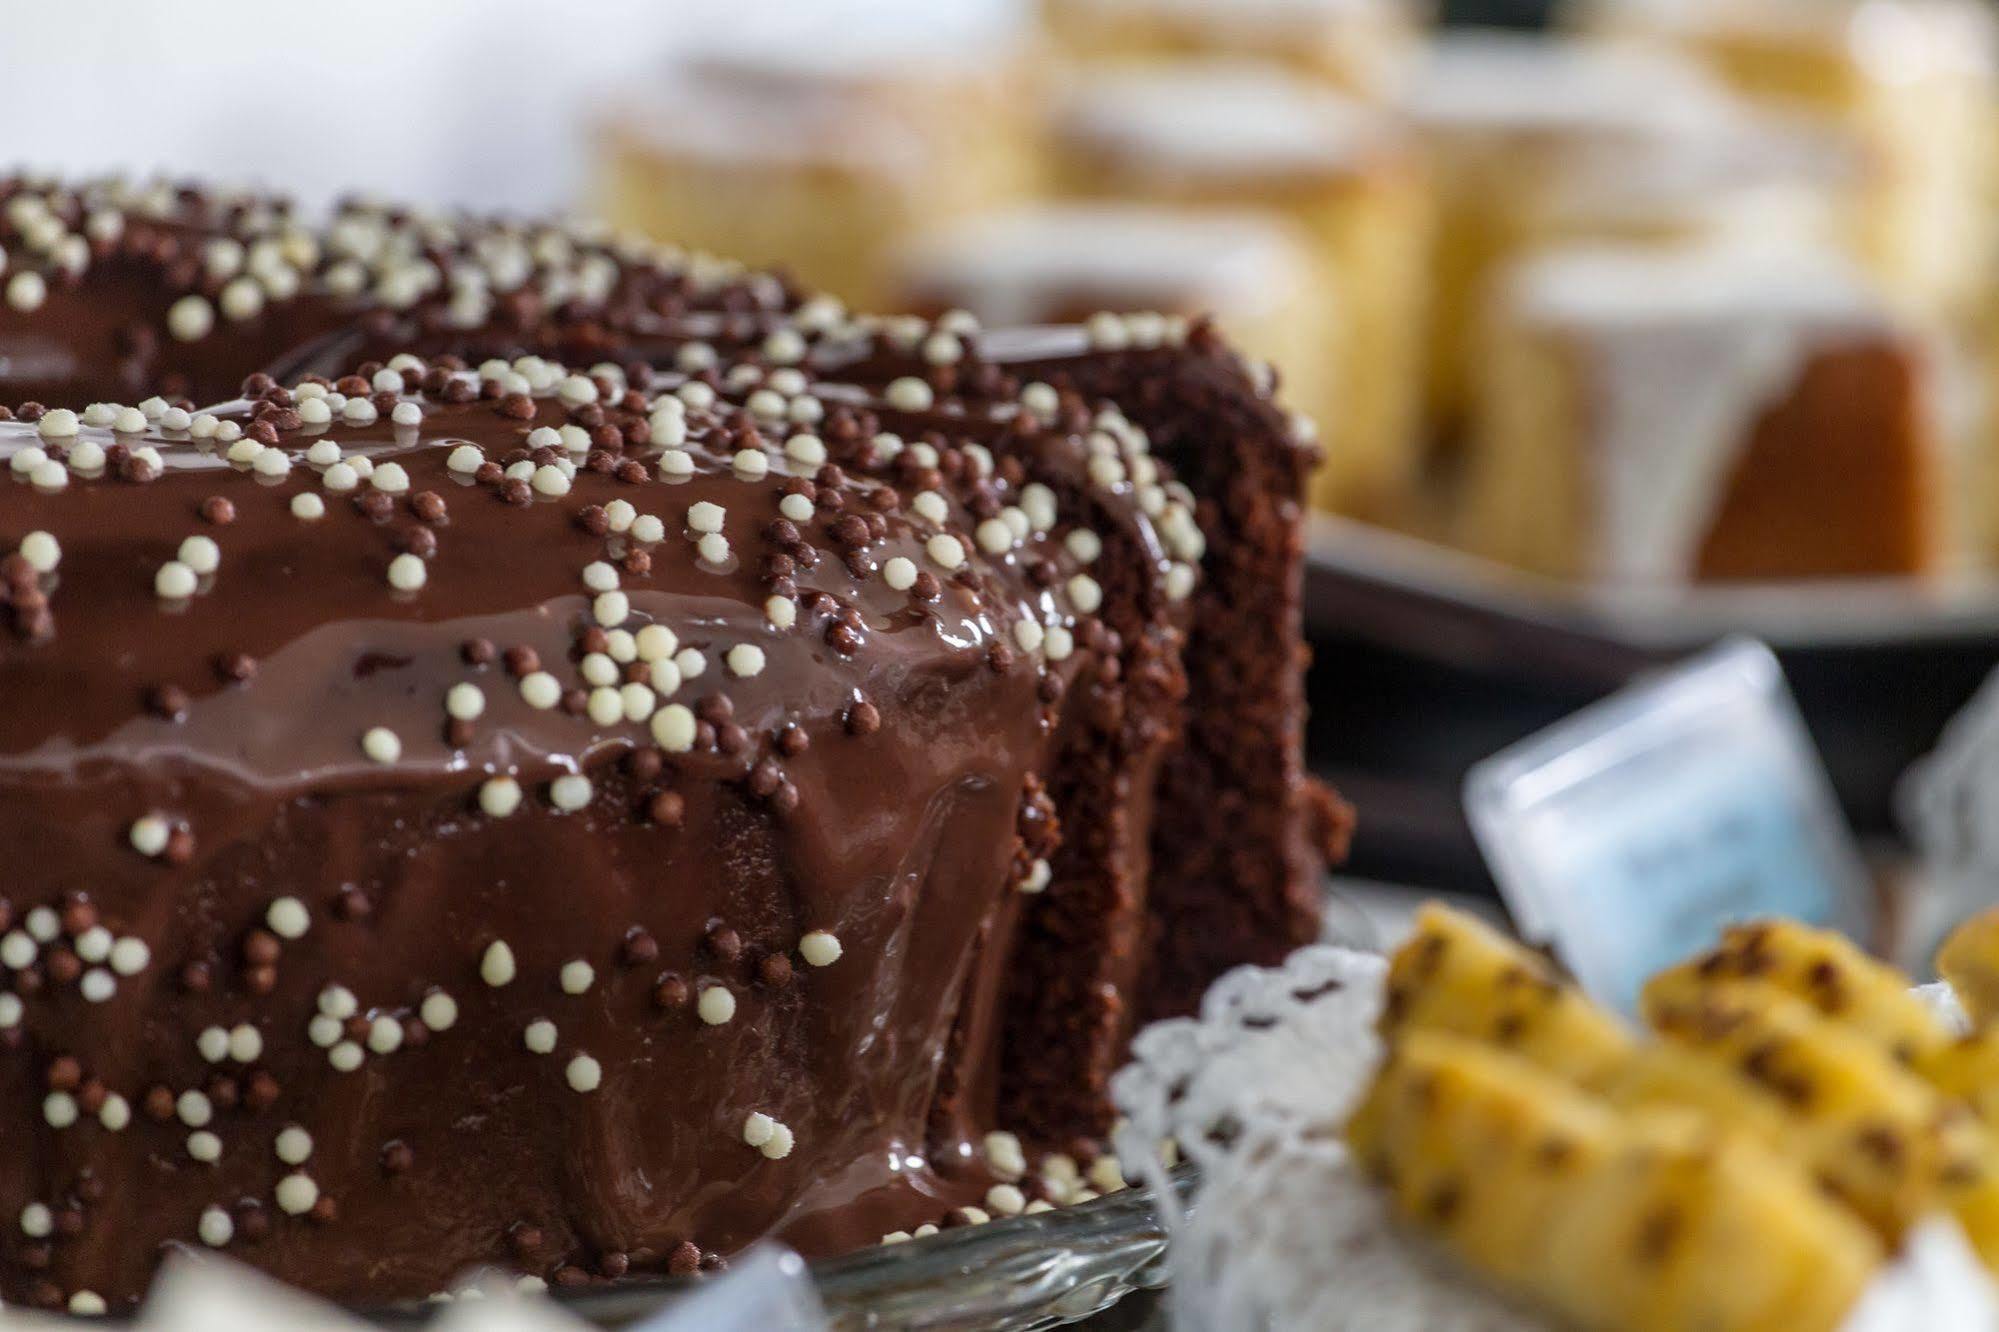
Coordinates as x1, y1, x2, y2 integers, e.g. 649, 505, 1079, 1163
369, 1168, 1190, 1330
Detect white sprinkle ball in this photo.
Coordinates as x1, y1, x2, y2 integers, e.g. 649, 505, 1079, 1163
886, 377, 934, 412
635, 623, 679, 661
732, 449, 769, 480
688, 500, 726, 533
291, 493, 326, 521
445, 682, 486, 721
361, 726, 402, 764
276, 1125, 314, 1165
593, 590, 630, 627
154, 561, 198, 600
368, 1015, 404, 1054
985, 1130, 1028, 1179
199, 1207, 234, 1247
177, 534, 221, 575
566, 1054, 602, 1093
275, 1173, 319, 1216
75, 927, 111, 963
387, 553, 428, 592
883, 556, 918, 591
481, 940, 518, 987
976, 518, 1013, 555
109, 936, 149, 975
587, 687, 623, 727
524, 1019, 558, 1054
630, 514, 666, 544
549, 773, 593, 812
0, 932, 34, 970
323, 461, 359, 492
726, 644, 766, 678
479, 775, 523, 817
520, 671, 561, 709
987, 1184, 1027, 1216
926, 534, 966, 571
372, 461, 410, 493
778, 492, 814, 522
651, 703, 697, 752
799, 930, 843, 967
168, 294, 214, 341
697, 532, 731, 565
447, 444, 484, 473
16, 528, 58, 572
267, 895, 311, 939
421, 991, 459, 1031
697, 985, 737, 1025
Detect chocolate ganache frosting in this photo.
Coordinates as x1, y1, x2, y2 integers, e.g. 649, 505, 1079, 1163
0, 174, 1347, 1313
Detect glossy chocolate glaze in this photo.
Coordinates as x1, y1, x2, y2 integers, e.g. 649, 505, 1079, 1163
0, 363, 1191, 1308
0, 175, 1338, 1315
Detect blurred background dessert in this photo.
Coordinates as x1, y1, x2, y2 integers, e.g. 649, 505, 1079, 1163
1577, 0, 1999, 325
596, 25, 1039, 309
1045, 61, 1428, 516
1462, 242, 1944, 582
1038, 0, 1424, 94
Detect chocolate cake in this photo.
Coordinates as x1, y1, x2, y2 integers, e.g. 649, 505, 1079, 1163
0, 176, 1343, 1312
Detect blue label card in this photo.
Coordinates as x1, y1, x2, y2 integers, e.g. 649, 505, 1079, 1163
1465, 638, 1874, 1015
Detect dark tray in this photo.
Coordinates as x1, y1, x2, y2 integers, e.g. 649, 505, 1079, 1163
1300, 518, 1999, 892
